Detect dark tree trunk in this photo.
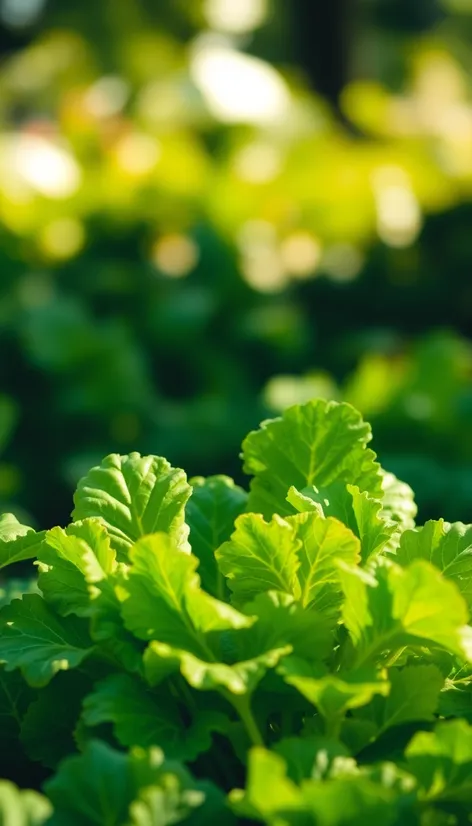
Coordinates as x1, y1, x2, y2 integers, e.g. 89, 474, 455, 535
290, 0, 356, 112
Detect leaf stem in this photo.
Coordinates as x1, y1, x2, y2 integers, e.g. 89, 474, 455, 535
383, 646, 406, 669
353, 628, 400, 671
229, 694, 265, 747
325, 713, 342, 740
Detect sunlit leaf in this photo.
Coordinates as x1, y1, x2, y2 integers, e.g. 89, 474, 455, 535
72, 453, 192, 559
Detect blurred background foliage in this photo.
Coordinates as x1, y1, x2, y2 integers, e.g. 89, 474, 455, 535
1, 0, 472, 527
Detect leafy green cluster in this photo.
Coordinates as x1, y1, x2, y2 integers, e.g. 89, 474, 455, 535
2, 399, 472, 825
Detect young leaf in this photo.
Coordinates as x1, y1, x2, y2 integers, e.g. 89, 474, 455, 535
398, 520, 472, 609
72, 453, 192, 559
288, 483, 394, 564
287, 512, 360, 614
0, 781, 52, 825
0, 514, 45, 570
0, 594, 94, 687
242, 399, 382, 518
215, 513, 301, 607
340, 559, 472, 668
82, 673, 228, 760
186, 475, 247, 598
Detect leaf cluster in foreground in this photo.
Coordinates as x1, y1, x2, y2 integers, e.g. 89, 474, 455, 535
1, 399, 472, 824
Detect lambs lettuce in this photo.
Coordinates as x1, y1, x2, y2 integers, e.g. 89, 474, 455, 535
1, 398, 472, 824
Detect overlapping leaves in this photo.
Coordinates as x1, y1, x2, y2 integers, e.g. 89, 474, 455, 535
0, 398, 470, 825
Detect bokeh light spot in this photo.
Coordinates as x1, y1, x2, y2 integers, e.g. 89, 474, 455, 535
152, 234, 199, 278
190, 37, 290, 124
204, 0, 268, 33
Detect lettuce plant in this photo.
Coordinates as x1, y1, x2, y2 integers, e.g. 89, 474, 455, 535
2, 399, 472, 824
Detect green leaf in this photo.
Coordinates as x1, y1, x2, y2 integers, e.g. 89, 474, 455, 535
129, 748, 233, 826
380, 471, 417, 536
89, 581, 145, 675
240, 591, 333, 662
286, 486, 322, 515
354, 664, 444, 739
0, 514, 45, 570
38, 520, 117, 617
0, 666, 34, 750
299, 773, 411, 826
118, 533, 252, 657
349, 486, 395, 563
20, 671, 92, 768
215, 513, 301, 607
242, 399, 382, 519
45, 739, 136, 826
287, 512, 360, 614
45, 739, 227, 826
0, 513, 31, 544
229, 747, 302, 821
72, 453, 192, 559
128, 780, 234, 826
186, 475, 247, 598
288, 484, 393, 564
439, 687, 472, 722
232, 749, 409, 825
0, 594, 94, 687
273, 736, 351, 783
39, 520, 143, 672
144, 640, 290, 696
438, 662, 472, 720
217, 510, 360, 622
405, 719, 472, 804
0, 781, 52, 825
278, 657, 389, 725
82, 673, 228, 761
340, 560, 472, 668
339, 719, 379, 756
398, 520, 472, 609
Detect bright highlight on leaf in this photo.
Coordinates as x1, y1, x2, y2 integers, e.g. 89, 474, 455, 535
0, 514, 45, 570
